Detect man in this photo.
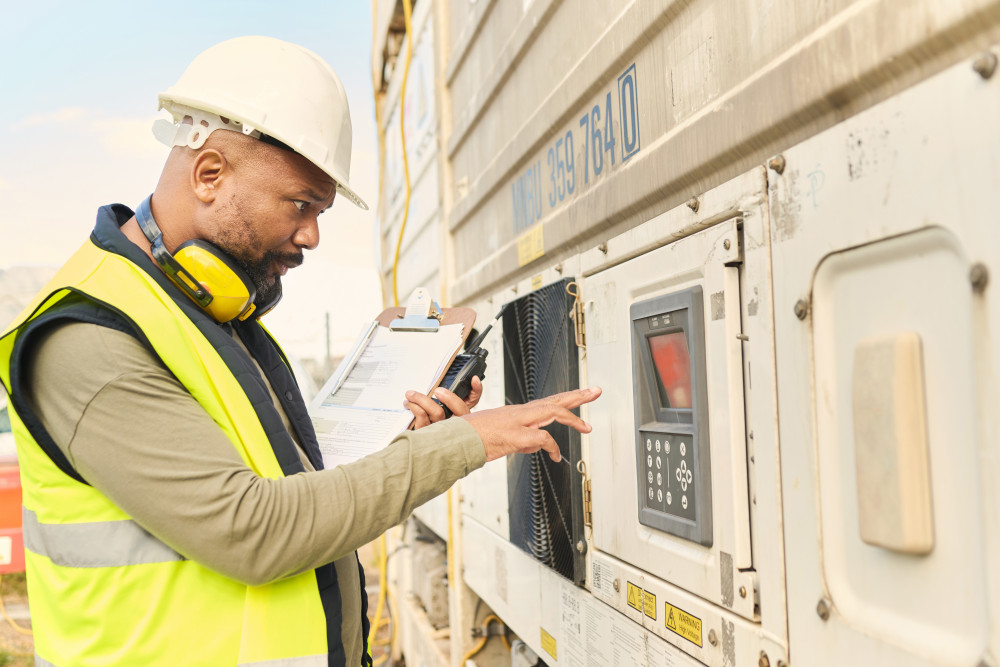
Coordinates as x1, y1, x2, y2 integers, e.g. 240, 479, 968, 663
0, 37, 600, 666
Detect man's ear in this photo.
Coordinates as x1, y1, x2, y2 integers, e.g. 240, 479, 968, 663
190, 149, 227, 203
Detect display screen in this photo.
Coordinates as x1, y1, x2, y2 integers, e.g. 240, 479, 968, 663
649, 331, 692, 409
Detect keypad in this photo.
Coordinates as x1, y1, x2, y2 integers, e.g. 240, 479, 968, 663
639, 430, 697, 522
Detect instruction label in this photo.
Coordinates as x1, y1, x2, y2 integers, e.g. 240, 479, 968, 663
626, 582, 643, 613
540, 627, 557, 660
665, 601, 703, 647
642, 590, 657, 621
517, 224, 545, 266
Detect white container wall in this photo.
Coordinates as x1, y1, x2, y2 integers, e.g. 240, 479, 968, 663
371, 1, 1000, 665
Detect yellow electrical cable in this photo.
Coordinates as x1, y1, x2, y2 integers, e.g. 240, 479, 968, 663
369, 535, 389, 654
462, 614, 510, 662
391, 0, 415, 308
0, 574, 31, 636
461, 635, 489, 663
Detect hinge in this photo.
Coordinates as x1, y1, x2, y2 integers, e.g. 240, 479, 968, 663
578, 460, 593, 527
567, 281, 585, 350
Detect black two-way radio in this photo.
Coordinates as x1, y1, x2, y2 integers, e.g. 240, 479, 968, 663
435, 304, 509, 417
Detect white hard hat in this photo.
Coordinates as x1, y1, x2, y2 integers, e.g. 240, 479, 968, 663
153, 36, 368, 210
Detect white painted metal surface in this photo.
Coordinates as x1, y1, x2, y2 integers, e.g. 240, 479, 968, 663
769, 51, 1000, 666
578, 168, 786, 665
441, 0, 1000, 305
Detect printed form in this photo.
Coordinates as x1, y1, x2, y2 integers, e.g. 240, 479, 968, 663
309, 323, 464, 469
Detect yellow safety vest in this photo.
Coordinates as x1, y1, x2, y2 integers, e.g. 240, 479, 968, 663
0, 238, 331, 666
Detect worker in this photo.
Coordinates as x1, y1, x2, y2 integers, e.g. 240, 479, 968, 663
0, 36, 600, 667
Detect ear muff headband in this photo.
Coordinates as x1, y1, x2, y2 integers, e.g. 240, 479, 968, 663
135, 196, 257, 323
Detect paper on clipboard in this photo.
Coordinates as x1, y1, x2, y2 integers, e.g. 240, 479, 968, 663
309, 323, 465, 469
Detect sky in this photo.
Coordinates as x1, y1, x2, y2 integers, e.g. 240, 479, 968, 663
0, 0, 384, 362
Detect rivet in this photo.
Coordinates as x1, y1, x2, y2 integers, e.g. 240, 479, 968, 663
613, 578, 621, 592
973, 52, 998, 80
759, 651, 771, 667
777, 661, 788, 667
768, 155, 786, 174
555, 263, 564, 274
724, 239, 732, 250
971, 263, 989, 293
739, 585, 747, 599
708, 629, 718, 646
598, 242, 609, 254
576, 540, 587, 554
816, 597, 832, 621
793, 299, 809, 320
687, 197, 700, 212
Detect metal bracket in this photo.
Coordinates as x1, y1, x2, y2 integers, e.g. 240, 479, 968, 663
567, 281, 586, 350
578, 460, 593, 528
390, 287, 443, 331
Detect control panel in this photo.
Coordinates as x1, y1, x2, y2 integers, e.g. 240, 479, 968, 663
631, 287, 713, 545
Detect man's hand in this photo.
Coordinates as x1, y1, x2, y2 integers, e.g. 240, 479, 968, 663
461, 387, 602, 462
404, 376, 484, 428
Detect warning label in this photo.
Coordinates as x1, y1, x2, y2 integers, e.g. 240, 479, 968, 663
626, 582, 643, 613
642, 590, 657, 621
665, 601, 703, 647
540, 627, 557, 660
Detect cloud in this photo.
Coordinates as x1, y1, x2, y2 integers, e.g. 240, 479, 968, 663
12, 106, 88, 129
91, 115, 169, 160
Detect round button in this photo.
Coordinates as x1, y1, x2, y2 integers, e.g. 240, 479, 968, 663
647, 454, 653, 468
680, 442, 687, 457
655, 440, 661, 453
682, 495, 688, 509
656, 472, 662, 485
666, 491, 672, 505
646, 438, 652, 452
647, 471, 653, 484
665, 440, 670, 455
285, 390, 295, 401
648, 487, 654, 500
655, 456, 662, 470
656, 489, 663, 503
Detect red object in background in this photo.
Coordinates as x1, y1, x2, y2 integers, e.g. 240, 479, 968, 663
649, 332, 693, 409
0, 465, 24, 574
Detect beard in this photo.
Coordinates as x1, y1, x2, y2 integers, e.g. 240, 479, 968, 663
231, 248, 303, 309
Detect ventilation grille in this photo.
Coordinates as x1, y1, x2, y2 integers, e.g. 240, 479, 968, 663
503, 278, 584, 583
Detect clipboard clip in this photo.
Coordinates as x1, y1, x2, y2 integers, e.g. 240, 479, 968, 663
391, 287, 443, 332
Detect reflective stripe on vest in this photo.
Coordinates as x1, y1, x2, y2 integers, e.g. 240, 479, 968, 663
22, 507, 184, 568
239, 656, 328, 667
36, 653, 329, 667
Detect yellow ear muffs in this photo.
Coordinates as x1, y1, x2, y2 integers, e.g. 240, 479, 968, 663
135, 195, 257, 323
173, 240, 257, 323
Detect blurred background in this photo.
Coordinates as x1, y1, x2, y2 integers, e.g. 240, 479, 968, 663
0, 0, 384, 387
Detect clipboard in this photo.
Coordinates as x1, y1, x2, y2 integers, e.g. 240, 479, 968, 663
326, 290, 476, 401
308, 288, 476, 469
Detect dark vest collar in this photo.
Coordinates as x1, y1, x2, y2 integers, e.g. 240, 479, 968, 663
88, 204, 325, 472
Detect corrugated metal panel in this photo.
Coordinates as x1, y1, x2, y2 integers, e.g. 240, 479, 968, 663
437, 0, 1000, 303
375, 0, 444, 305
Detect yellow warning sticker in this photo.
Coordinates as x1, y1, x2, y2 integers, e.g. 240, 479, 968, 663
642, 590, 657, 620
531, 274, 544, 290
540, 627, 557, 660
517, 224, 545, 266
626, 581, 643, 613
665, 601, 703, 647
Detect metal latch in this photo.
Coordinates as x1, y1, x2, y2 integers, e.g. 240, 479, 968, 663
567, 281, 585, 350
578, 460, 592, 527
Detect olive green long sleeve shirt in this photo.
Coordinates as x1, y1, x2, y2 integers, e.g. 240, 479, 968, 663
23, 319, 486, 665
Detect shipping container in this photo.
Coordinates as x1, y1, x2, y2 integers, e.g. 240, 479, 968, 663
371, 1, 1000, 665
